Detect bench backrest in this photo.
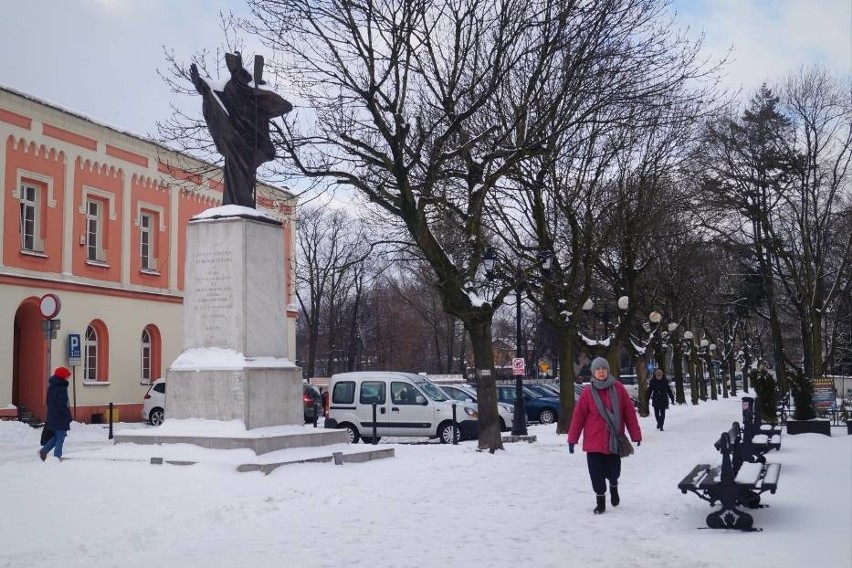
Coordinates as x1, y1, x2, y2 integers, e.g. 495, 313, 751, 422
715, 430, 736, 484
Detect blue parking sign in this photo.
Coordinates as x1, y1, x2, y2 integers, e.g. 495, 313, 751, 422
68, 333, 81, 366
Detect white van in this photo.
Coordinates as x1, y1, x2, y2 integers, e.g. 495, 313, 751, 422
325, 371, 478, 444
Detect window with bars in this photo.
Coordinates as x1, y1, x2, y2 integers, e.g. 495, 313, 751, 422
19, 183, 44, 252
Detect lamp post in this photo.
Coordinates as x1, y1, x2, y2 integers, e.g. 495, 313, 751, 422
698, 338, 710, 401
683, 330, 699, 404
483, 248, 552, 436
709, 343, 720, 399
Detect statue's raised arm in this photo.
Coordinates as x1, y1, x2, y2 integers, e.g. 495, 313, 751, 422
190, 52, 292, 208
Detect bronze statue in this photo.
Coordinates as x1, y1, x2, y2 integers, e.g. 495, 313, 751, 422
190, 52, 292, 208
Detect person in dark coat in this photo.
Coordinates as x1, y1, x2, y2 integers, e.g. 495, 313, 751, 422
38, 367, 73, 461
646, 368, 675, 431
567, 357, 642, 514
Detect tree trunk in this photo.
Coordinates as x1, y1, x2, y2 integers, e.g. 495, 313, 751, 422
672, 342, 686, 404
688, 349, 699, 405
636, 355, 649, 417
466, 318, 503, 452
555, 332, 577, 435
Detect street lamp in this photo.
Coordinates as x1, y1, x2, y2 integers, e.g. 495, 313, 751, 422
483, 248, 549, 437
682, 330, 699, 404
481, 248, 554, 436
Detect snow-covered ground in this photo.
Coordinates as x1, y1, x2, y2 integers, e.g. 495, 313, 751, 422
1, 396, 849, 568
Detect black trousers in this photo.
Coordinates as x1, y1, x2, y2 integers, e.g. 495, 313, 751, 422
586, 452, 621, 495
653, 406, 666, 427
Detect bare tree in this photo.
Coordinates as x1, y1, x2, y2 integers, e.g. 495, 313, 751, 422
772, 66, 852, 378
698, 85, 798, 391
234, 0, 589, 450
295, 204, 372, 379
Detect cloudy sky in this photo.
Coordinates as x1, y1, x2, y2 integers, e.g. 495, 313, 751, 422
0, 0, 849, 140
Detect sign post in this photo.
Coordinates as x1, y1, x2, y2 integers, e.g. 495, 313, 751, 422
68, 333, 81, 420
38, 294, 61, 385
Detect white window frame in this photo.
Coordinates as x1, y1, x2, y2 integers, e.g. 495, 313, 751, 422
86, 199, 106, 262
19, 182, 44, 252
141, 328, 152, 384
79, 185, 116, 265
139, 211, 158, 271
13, 170, 56, 254
135, 201, 165, 272
84, 325, 98, 381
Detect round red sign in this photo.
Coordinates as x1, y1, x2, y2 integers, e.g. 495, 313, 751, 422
39, 293, 61, 319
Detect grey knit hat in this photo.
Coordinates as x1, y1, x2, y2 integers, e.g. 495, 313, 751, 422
590, 357, 610, 374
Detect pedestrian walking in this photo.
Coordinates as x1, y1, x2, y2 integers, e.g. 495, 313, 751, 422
567, 357, 642, 514
38, 367, 73, 461
646, 368, 675, 431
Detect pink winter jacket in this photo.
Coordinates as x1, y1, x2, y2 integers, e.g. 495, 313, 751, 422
567, 381, 642, 454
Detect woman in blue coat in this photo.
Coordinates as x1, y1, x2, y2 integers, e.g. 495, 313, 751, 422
38, 367, 73, 461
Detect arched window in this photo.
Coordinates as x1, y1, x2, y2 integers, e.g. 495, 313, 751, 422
84, 320, 109, 382
141, 329, 151, 383
141, 324, 162, 384
84, 325, 98, 381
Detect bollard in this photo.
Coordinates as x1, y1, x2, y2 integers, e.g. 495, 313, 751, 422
108, 402, 114, 440
372, 403, 378, 444
313, 401, 321, 428
452, 403, 458, 445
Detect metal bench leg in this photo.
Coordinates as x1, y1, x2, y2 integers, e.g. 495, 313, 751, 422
706, 506, 755, 531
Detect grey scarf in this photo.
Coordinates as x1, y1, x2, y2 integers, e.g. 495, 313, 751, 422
590, 376, 621, 455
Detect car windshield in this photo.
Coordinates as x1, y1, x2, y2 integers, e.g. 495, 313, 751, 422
415, 378, 449, 401
522, 386, 542, 398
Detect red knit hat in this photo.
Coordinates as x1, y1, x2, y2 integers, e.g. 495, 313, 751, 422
54, 367, 71, 380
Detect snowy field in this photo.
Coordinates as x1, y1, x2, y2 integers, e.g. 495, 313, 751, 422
0, 396, 849, 568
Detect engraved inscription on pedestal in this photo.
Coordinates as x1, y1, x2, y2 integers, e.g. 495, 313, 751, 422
195, 250, 235, 336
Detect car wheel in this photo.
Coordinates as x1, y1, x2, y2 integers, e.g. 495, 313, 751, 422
340, 423, 360, 444
499, 417, 507, 432
149, 408, 164, 426
438, 421, 460, 444
538, 408, 557, 424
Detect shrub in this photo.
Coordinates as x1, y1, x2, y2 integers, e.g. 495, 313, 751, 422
788, 369, 816, 420
750, 367, 778, 424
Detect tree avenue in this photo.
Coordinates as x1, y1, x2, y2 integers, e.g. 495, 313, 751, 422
159, 0, 852, 451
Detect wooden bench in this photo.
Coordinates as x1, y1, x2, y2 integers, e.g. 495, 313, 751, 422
678, 428, 781, 531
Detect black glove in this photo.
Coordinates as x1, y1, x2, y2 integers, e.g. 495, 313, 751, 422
636, 440, 641, 447
568, 443, 575, 454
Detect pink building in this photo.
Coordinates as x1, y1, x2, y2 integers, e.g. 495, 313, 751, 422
0, 86, 297, 424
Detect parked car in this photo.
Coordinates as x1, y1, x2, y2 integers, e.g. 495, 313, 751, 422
142, 378, 165, 426
440, 384, 514, 431
618, 375, 640, 401
495, 385, 560, 425
303, 384, 323, 423
325, 371, 478, 443
526, 384, 560, 399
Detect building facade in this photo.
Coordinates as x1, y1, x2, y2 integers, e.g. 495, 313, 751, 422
0, 86, 297, 424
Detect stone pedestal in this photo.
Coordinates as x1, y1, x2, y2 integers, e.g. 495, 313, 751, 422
166, 212, 302, 429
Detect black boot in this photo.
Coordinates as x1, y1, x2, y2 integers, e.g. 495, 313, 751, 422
594, 494, 606, 515
610, 484, 620, 507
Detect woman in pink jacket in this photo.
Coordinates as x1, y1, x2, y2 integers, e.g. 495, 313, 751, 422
567, 357, 642, 514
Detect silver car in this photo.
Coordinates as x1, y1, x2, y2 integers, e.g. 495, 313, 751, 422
440, 384, 514, 432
